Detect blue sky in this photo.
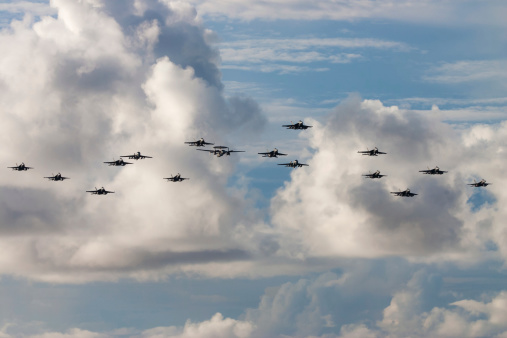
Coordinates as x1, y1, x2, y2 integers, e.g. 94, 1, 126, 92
1, 0, 507, 337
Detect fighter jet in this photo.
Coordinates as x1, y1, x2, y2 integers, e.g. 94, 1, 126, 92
104, 158, 133, 166
121, 152, 152, 160
197, 146, 245, 157
391, 189, 418, 197
468, 179, 491, 187
258, 148, 288, 158
362, 170, 386, 179
282, 120, 312, 130
419, 166, 447, 175
86, 187, 114, 195
185, 138, 214, 147
8, 162, 33, 171
44, 173, 70, 181
164, 173, 189, 182
358, 147, 387, 156
278, 160, 309, 168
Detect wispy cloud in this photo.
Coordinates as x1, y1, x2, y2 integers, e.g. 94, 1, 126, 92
425, 60, 507, 83
193, 0, 507, 27
218, 37, 408, 74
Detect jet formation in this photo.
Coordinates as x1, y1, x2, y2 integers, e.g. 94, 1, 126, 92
6, 120, 491, 199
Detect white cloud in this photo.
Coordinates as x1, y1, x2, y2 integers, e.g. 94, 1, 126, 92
425, 60, 507, 84
269, 95, 507, 264
217, 37, 407, 73
190, 0, 507, 26
0, 0, 266, 283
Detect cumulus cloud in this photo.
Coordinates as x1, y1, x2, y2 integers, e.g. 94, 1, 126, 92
270, 95, 507, 264
0, 0, 266, 283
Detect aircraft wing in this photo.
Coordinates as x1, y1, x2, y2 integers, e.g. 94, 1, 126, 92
185, 141, 198, 146
86, 190, 98, 194
278, 163, 291, 166
301, 125, 312, 129
376, 151, 387, 154
196, 149, 214, 153
298, 163, 309, 167
277, 152, 288, 156
104, 190, 115, 194
357, 151, 370, 154
104, 161, 115, 164
228, 150, 245, 153
419, 170, 431, 174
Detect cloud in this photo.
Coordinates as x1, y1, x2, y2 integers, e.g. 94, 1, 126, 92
269, 95, 507, 264
0, 0, 266, 283
217, 37, 408, 74
425, 60, 507, 84
190, 0, 507, 26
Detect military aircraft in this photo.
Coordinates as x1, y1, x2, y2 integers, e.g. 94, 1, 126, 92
164, 173, 189, 182
44, 173, 70, 181
362, 170, 386, 179
391, 189, 418, 197
358, 147, 387, 156
185, 138, 214, 147
278, 160, 309, 168
468, 179, 491, 187
258, 148, 288, 158
8, 162, 33, 171
120, 152, 152, 160
104, 158, 133, 166
419, 166, 447, 175
197, 146, 245, 157
282, 120, 312, 130
86, 187, 114, 195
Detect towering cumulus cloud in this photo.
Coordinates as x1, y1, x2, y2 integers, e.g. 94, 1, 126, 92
0, 0, 265, 282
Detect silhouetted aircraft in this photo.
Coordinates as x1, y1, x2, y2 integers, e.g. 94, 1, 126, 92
8, 162, 33, 171
121, 152, 152, 160
87, 187, 114, 195
278, 160, 308, 168
258, 148, 287, 158
44, 173, 69, 181
104, 158, 132, 166
185, 138, 214, 147
282, 120, 312, 130
164, 173, 189, 182
358, 147, 387, 156
197, 146, 245, 157
419, 166, 447, 175
391, 189, 417, 197
362, 170, 386, 179
468, 179, 491, 187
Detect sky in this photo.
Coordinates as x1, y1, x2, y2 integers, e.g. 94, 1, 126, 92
0, 0, 507, 337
